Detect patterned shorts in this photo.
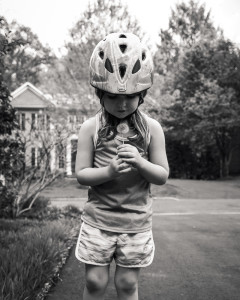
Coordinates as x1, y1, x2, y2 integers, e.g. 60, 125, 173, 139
75, 222, 155, 268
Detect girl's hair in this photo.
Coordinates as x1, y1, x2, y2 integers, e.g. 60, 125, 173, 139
95, 89, 150, 152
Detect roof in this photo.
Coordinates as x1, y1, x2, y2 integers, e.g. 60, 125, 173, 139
11, 82, 55, 109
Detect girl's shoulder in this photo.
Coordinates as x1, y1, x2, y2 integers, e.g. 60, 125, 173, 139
140, 111, 162, 132
80, 114, 103, 148
79, 116, 96, 138
139, 111, 165, 147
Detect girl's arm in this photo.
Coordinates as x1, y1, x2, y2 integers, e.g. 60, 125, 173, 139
117, 118, 169, 185
75, 118, 131, 186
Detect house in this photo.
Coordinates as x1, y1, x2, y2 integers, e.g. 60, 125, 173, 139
11, 82, 85, 176
11, 82, 239, 179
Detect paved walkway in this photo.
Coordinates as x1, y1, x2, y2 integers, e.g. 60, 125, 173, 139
46, 197, 240, 300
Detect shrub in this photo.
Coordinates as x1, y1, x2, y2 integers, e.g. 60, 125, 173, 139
0, 185, 16, 218
61, 204, 83, 218
0, 218, 79, 300
20, 196, 82, 221
20, 196, 53, 220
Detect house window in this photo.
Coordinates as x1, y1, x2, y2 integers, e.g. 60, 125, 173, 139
46, 115, 50, 131
59, 153, 65, 169
31, 148, 36, 167
41, 114, 45, 128
37, 113, 45, 129
31, 113, 36, 130
16, 113, 26, 130
58, 145, 66, 169
37, 148, 43, 167
21, 113, 25, 131
76, 115, 84, 124
69, 115, 74, 123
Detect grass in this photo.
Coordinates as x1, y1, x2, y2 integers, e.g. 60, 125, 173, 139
40, 176, 240, 200
151, 176, 240, 199
0, 217, 81, 300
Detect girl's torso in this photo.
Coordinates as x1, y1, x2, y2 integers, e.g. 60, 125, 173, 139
81, 112, 153, 233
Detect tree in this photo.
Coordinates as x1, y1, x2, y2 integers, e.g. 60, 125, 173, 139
40, 0, 147, 111
154, 0, 217, 75
0, 16, 26, 216
169, 0, 216, 46
11, 108, 70, 217
0, 18, 19, 134
3, 20, 54, 92
162, 37, 240, 178
154, 0, 240, 178
1, 103, 75, 218
185, 78, 240, 177
0, 17, 72, 217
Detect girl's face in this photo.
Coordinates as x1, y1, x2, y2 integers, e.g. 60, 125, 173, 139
102, 93, 140, 119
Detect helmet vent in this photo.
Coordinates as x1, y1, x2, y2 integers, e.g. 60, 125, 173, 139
99, 50, 104, 60
119, 44, 127, 53
132, 59, 141, 74
119, 64, 126, 78
142, 52, 146, 61
105, 58, 114, 73
119, 34, 127, 38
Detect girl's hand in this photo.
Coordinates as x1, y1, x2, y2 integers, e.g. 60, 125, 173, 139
117, 144, 143, 169
108, 156, 132, 177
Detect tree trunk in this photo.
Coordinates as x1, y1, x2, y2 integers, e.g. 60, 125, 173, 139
219, 154, 230, 178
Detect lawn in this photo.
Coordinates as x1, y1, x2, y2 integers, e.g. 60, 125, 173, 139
151, 176, 240, 199
41, 176, 240, 199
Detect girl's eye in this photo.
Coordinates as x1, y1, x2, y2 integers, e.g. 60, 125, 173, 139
107, 94, 117, 99
127, 93, 139, 99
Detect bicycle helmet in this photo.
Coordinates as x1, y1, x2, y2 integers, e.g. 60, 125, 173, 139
89, 33, 153, 94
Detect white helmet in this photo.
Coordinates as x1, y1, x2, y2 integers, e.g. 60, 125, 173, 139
90, 33, 153, 94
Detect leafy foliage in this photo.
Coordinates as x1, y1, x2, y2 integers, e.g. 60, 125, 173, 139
169, 0, 216, 46
2, 20, 55, 92
0, 18, 19, 135
0, 19, 69, 217
154, 0, 240, 178
0, 19, 72, 217
0, 17, 26, 214
40, 0, 146, 112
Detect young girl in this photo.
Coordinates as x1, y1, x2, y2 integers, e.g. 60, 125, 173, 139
75, 32, 169, 300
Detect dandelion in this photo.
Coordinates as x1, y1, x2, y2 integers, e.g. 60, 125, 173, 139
117, 122, 129, 144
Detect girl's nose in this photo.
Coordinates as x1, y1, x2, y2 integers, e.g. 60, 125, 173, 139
118, 102, 127, 110
118, 96, 127, 106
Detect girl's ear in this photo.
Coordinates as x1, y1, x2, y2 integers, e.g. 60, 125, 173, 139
95, 88, 105, 106
138, 90, 147, 106
138, 92, 145, 106
138, 97, 143, 106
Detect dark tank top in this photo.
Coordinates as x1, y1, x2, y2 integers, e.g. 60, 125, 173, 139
81, 112, 152, 233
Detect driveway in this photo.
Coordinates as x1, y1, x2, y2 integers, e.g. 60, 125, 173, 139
46, 196, 240, 300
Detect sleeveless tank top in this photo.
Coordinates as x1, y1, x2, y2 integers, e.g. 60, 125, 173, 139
81, 112, 152, 233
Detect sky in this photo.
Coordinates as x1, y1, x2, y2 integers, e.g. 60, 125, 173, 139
1, 0, 240, 55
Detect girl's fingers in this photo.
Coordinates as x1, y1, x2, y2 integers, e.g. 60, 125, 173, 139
118, 147, 132, 152
119, 162, 130, 170
116, 157, 122, 163
117, 145, 135, 152
121, 158, 133, 163
118, 151, 133, 158
119, 167, 132, 173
